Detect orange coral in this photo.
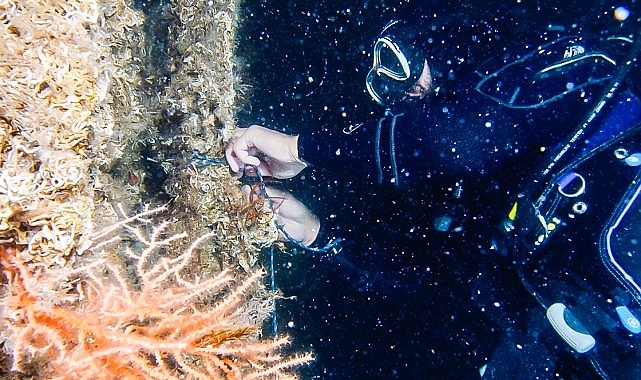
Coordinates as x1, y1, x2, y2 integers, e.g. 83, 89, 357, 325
0, 205, 312, 379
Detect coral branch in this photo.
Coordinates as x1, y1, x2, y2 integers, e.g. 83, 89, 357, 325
0, 206, 312, 379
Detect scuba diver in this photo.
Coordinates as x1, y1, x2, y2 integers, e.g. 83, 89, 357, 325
227, 2, 641, 379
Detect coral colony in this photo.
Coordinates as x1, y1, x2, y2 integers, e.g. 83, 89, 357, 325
1, 205, 312, 378
0, 0, 311, 378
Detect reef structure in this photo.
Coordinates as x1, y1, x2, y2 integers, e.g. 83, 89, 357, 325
0, 0, 309, 377
0, 0, 104, 266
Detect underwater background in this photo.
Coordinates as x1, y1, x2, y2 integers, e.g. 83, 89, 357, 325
236, 0, 639, 379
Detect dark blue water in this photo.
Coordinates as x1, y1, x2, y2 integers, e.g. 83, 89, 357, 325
237, 1, 639, 378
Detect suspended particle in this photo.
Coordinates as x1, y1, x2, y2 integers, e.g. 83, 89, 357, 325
614, 6, 630, 22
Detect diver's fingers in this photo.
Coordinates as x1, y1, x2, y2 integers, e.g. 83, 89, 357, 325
225, 143, 241, 173
225, 129, 246, 173
262, 186, 285, 201
231, 136, 261, 168
240, 184, 251, 199
256, 161, 275, 177
264, 186, 319, 245
226, 128, 257, 173
240, 184, 264, 201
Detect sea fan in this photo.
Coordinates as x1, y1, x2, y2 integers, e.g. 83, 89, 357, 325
0, 205, 312, 379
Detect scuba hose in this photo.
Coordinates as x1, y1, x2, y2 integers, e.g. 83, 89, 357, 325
541, 28, 641, 179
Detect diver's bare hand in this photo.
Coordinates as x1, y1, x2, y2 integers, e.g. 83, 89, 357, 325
226, 125, 307, 179
265, 187, 320, 246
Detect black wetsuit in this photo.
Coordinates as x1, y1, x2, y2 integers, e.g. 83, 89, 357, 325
263, 3, 641, 379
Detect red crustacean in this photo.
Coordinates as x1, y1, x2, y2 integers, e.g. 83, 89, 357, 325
239, 181, 284, 225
